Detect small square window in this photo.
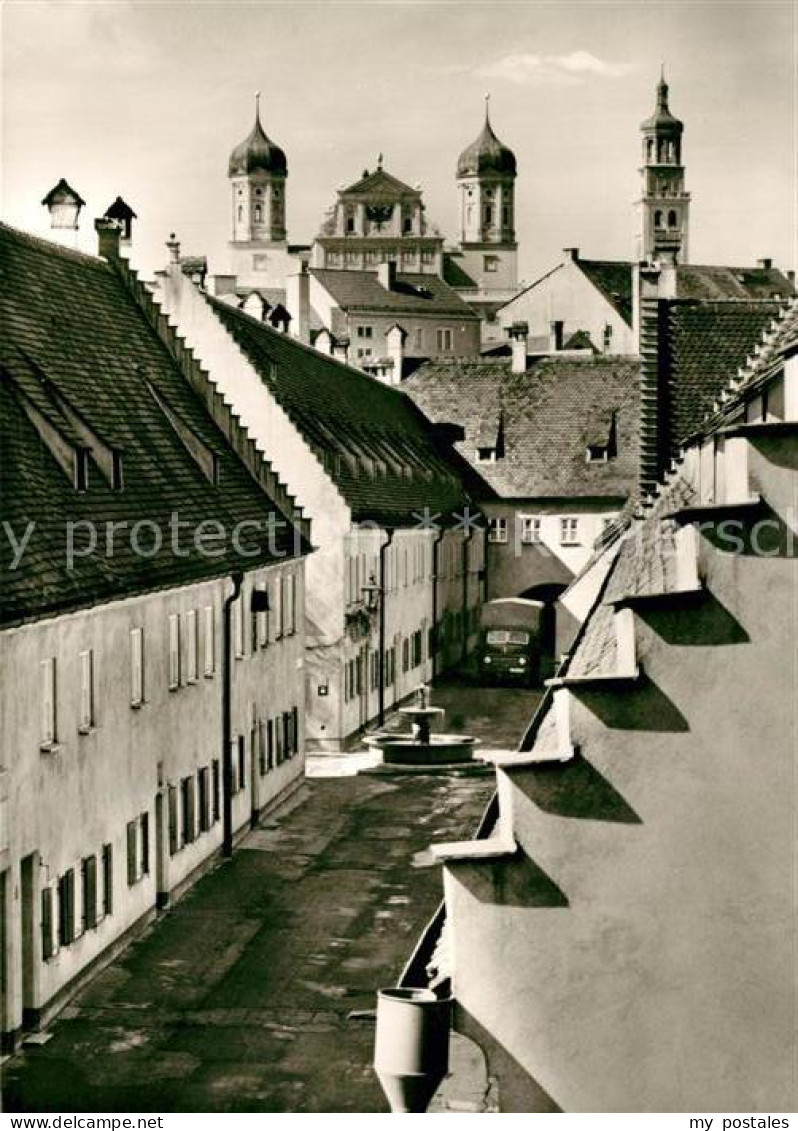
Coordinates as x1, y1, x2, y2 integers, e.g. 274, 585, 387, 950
488, 517, 508, 544
520, 516, 542, 544
560, 517, 580, 546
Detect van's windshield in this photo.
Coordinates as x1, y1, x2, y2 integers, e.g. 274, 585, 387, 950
485, 630, 530, 647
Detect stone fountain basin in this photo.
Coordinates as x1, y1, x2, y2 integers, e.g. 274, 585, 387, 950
364, 733, 479, 766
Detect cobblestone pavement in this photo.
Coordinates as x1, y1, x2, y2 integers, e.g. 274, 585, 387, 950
3, 681, 540, 1114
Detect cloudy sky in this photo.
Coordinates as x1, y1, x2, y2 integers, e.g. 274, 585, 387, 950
2, 0, 795, 281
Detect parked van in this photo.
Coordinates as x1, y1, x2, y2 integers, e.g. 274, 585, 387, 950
477, 598, 543, 686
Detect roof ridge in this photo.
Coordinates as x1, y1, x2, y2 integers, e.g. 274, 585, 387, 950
0, 219, 106, 269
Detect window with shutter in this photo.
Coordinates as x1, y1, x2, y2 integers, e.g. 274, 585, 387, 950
292, 707, 299, 756
238, 737, 246, 791
168, 786, 178, 855
82, 855, 97, 930
168, 614, 180, 689
181, 777, 195, 844
41, 886, 54, 960
211, 760, 220, 821
198, 767, 210, 832
186, 610, 198, 682
40, 657, 57, 747
140, 812, 150, 875
267, 719, 274, 770
102, 844, 113, 916
58, 870, 74, 946
203, 605, 215, 676
130, 628, 144, 706
126, 820, 138, 885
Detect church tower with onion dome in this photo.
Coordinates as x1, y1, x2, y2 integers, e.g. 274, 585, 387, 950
636, 70, 690, 263
227, 93, 297, 288
452, 97, 518, 303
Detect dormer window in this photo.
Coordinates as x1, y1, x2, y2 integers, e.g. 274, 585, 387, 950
112, 451, 123, 491
476, 447, 497, 463
586, 409, 618, 462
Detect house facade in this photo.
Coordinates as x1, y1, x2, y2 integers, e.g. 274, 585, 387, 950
154, 249, 485, 751
0, 220, 310, 1049
398, 297, 798, 1112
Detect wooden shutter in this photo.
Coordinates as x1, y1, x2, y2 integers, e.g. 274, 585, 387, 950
186, 610, 198, 682
102, 844, 113, 915
82, 855, 97, 930
41, 886, 54, 960
140, 812, 150, 875
203, 605, 215, 676
131, 628, 144, 705
58, 869, 74, 946
168, 614, 180, 689
168, 785, 178, 854
40, 658, 56, 745
126, 820, 138, 885
212, 761, 220, 821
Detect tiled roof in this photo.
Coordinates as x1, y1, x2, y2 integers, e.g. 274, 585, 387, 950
675, 264, 794, 302
206, 297, 475, 524
0, 222, 307, 628
576, 260, 634, 325
310, 268, 477, 318
404, 356, 640, 499
665, 300, 786, 444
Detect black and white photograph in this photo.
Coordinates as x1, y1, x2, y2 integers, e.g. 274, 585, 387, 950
0, 0, 796, 1120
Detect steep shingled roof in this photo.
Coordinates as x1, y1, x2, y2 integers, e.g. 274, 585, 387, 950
577, 260, 635, 325
310, 268, 477, 319
665, 300, 786, 445
0, 222, 307, 628
404, 356, 640, 499
206, 297, 476, 525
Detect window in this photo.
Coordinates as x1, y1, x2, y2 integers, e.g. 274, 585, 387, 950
126, 820, 138, 885
186, 610, 198, 682
603, 324, 613, 352
57, 870, 75, 947
82, 855, 97, 931
198, 767, 211, 832
421, 249, 435, 264
168, 614, 180, 689
181, 777, 196, 844
112, 451, 124, 491
560, 517, 580, 546
520, 516, 542, 544
436, 328, 453, 353
283, 573, 296, 635
130, 628, 144, 706
254, 205, 262, 223
41, 887, 54, 961
476, 447, 496, 463
203, 605, 215, 677
266, 719, 275, 770
484, 255, 499, 273
40, 657, 57, 747
273, 574, 283, 639
256, 583, 269, 648
654, 209, 663, 228
668, 209, 678, 228
484, 205, 493, 225
168, 785, 178, 856
356, 325, 373, 340
102, 843, 113, 916
488, 517, 508, 544
212, 760, 221, 821
233, 597, 244, 659
292, 707, 299, 756
74, 449, 88, 491
78, 649, 94, 732
140, 813, 150, 876
402, 638, 410, 673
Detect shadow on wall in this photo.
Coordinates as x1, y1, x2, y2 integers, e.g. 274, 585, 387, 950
573, 671, 689, 733
454, 1003, 562, 1113
636, 592, 749, 648
697, 501, 797, 559
509, 754, 642, 824
448, 850, 569, 909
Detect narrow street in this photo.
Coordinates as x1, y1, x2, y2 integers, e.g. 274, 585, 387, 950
3, 681, 541, 1114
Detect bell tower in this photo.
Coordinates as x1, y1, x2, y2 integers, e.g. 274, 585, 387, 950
455, 96, 518, 294
636, 70, 690, 264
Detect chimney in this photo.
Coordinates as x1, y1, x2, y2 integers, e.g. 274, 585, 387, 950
94, 217, 122, 261
548, 320, 564, 352
42, 178, 85, 249
286, 262, 311, 345
385, 324, 407, 385
757, 257, 773, 270
787, 270, 796, 291
563, 247, 580, 262
378, 260, 398, 292
166, 231, 181, 265
102, 196, 136, 248
332, 336, 350, 365
507, 321, 528, 374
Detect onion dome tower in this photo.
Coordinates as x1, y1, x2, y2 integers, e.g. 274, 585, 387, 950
636, 69, 690, 263
454, 96, 518, 296
228, 92, 287, 244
